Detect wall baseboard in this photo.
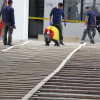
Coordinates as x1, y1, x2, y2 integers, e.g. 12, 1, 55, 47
38, 35, 80, 43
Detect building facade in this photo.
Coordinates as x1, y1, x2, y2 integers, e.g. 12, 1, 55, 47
4, 0, 100, 41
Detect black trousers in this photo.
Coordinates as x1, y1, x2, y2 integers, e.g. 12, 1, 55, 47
2, 23, 13, 45
96, 25, 100, 35
52, 23, 63, 43
81, 25, 95, 43
44, 34, 58, 45
91, 28, 96, 38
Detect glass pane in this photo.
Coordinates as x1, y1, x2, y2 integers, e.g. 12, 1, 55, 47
0, 0, 4, 11
0, 0, 4, 19
82, 0, 100, 21
64, 0, 81, 21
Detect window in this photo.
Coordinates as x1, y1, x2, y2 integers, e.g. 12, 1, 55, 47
0, 0, 5, 18
82, 0, 100, 20
29, 0, 44, 17
64, 0, 100, 21
64, 0, 82, 21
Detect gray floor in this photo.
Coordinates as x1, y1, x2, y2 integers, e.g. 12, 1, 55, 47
0, 40, 79, 100
0, 40, 25, 51
30, 44, 100, 100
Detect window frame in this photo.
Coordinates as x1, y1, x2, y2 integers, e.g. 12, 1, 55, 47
63, 0, 84, 21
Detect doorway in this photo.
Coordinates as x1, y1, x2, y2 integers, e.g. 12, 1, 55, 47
28, 0, 44, 38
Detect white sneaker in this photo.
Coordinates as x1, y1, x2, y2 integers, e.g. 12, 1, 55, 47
80, 41, 85, 44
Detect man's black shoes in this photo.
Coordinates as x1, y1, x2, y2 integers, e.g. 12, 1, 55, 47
4, 42, 13, 46
4, 43, 7, 46
54, 43, 60, 47
60, 42, 65, 45
8, 44, 13, 46
45, 44, 49, 46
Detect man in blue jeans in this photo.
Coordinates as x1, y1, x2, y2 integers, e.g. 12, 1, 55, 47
81, 7, 96, 44
50, 2, 66, 45
2, 0, 16, 46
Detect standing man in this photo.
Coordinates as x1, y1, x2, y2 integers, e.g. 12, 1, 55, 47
96, 15, 100, 35
2, 0, 16, 46
81, 7, 96, 44
91, 15, 100, 38
50, 2, 66, 45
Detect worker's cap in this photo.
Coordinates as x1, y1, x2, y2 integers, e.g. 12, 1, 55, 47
8, 0, 13, 4
85, 6, 91, 9
58, 2, 63, 7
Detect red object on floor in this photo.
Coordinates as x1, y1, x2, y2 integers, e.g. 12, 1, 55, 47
0, 0, 7, 36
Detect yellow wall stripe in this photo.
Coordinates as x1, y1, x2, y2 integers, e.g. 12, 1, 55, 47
29, 17, 85, 23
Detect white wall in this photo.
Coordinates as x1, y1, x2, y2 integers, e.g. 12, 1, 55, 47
63, 22, 100, 42
43, 0, 100, 43
43, 0, 83, 38
12, 0, 100, 42
13, 0, 29, 40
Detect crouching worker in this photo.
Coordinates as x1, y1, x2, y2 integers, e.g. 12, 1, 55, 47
44, 26, 60, 46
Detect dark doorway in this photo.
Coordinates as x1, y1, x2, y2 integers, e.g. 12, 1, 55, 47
28, 0, 44, 38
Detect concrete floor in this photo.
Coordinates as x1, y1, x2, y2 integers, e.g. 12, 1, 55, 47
0, 40, 25, 51
0, 40, 79, 100
30, 44, 100, 100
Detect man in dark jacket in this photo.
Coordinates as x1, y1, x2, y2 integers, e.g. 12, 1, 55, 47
2, 0, 16, 46
96, 15, 100, 35
91, 15, 100, 38
81, 7, 96, 44
50, 2, 66, 46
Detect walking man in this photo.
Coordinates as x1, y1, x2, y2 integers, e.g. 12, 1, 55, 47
50, 2, 66, 45
81, 7, 96, 44
2, 0, 16, 46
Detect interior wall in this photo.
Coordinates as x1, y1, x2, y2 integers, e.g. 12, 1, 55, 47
43, 0, 100, 43
12, 0, 29, 40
